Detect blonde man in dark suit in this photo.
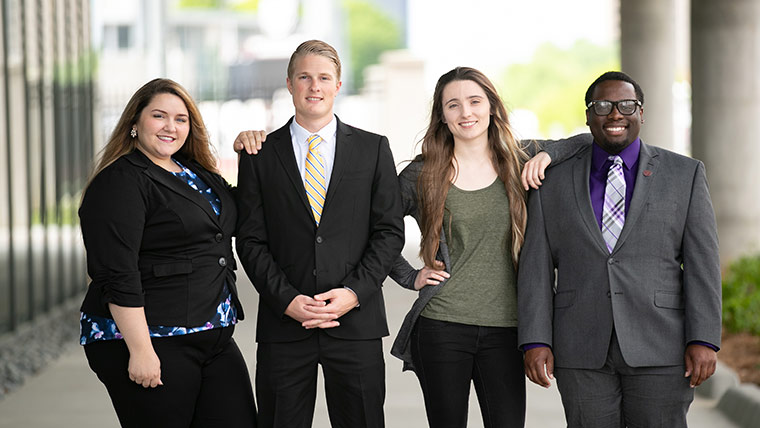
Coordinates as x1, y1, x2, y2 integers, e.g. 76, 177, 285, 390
236, 40, 404, 428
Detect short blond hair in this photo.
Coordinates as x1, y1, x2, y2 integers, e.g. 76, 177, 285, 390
287, 40, 341, 81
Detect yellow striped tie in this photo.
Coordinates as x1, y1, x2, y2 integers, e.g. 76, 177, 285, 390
304, 134, 327, 225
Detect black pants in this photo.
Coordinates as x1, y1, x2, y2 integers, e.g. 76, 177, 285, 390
411, 317, 525, 428
84, 326, 257, 428
255, 330, 385, 428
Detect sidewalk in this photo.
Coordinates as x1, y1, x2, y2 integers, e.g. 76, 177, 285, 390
0, 250, 740, 427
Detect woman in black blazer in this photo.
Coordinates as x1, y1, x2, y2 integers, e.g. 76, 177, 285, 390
79, 78, 256, 427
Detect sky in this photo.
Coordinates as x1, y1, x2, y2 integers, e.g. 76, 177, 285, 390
406, 0, 619, 88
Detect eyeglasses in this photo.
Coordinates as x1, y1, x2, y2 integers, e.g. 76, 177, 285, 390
586, 99, 642, 116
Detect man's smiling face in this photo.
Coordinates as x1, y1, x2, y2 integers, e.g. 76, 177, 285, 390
585, 80, 644, 154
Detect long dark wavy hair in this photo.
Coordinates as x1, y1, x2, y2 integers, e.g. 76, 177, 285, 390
417, 67, 529, 269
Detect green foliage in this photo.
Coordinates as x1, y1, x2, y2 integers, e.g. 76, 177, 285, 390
54, 49, 98, 85
175, 0, 225, 8
174, 0, 258, 11
229, 0, 259, 12
344, 0, 403, 91
722, 254, 760, 335
500, 40, 619, 137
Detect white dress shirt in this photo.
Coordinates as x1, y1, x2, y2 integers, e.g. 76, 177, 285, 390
289, 116, 358, 304
289, 116, 337, 190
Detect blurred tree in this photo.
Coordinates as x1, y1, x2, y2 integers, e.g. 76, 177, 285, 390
176, 0, 224, 8
175, 0, 258, 11
344, 0, 403, 91
229, 0, 259, 12
501, 40, 619, 137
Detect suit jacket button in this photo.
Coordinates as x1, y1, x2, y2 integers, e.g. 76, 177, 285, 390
313, 269, 317, 276
607, 291, 611, 298
218, 257, 227, 267
215, 233, 223, 242
607, 258, 615, 265
316, 236, 323, 244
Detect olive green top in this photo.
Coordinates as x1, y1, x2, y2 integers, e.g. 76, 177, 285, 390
421, 178, 517, 327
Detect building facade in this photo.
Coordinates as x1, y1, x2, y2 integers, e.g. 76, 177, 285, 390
0, 0, 93, 364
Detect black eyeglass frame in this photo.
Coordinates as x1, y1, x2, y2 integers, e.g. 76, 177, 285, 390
586, 99, 642, 116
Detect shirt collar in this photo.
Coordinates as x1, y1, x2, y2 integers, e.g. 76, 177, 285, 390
290, 115, 337, 146
592, 138, 641, 171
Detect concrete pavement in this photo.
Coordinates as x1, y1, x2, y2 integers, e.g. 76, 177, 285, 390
0, 242, 740, 427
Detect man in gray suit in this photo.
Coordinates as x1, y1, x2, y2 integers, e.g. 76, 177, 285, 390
517, 71, 721, 428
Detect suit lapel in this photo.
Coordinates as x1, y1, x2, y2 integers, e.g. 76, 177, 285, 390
271, 121, 313, 218
189, 160, 230, 224
323, 119, 353, 215
573, 148, 609, 254
133, 152, 220, 226
613, 142, 657, 251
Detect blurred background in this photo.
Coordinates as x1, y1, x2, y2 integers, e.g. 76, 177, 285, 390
89, 0, 637, 180
2, 0, 760, 410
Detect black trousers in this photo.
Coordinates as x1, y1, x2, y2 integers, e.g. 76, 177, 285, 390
255, 330, 385, 428
410, 317, 526, 428
84, 326, 257, 428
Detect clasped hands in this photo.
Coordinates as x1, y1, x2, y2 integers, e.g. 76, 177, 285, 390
285, 288, 358, 329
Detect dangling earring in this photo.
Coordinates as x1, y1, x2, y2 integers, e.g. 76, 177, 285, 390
130, 127, 137, 138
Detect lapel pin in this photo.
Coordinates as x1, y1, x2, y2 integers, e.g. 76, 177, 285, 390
643, 170, 652, 177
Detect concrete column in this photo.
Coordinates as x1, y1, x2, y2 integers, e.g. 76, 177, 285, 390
620, 0, 676, 151
692, 0, 760, 264
377, 50, 428, 164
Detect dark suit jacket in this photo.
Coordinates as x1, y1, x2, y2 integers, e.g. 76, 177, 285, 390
236, 117, 404, 343
79, 150, 243, 326
517, 142, 722, 369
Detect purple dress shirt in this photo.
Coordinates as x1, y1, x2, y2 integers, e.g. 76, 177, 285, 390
589, 139, 640, 228
523, 138, 718, 352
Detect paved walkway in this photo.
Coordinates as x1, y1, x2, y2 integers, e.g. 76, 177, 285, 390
0, 245, 739, 427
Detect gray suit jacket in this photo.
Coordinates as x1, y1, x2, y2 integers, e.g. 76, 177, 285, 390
517, 141, 722, 369
390, 133, 593, 371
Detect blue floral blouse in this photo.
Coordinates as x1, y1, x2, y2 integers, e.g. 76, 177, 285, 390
80, 158, 237, 345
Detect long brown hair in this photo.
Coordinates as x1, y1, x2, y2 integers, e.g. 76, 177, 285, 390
418, 67, 529, 269
83, 78, 216, 195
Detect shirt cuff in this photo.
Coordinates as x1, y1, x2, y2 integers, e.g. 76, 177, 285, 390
343, 286, 360, 308
689, 340, 719, 352
521, 343, 550, 352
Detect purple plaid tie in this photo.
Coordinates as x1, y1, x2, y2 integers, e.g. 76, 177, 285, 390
602, 156, 625, 252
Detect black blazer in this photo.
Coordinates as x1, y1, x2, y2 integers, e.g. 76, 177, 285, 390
236, 117, 404, 342
79, 150, 243, 326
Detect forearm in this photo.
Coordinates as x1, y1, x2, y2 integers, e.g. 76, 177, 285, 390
682, 162, 722, 345
530, 133, 592, 164
517, 188, 557, 346
80, 169, 146, 309
108, 304, 153, 354
389, 254, 420, 290
340, 137, 404, 302
237, 238, 301, 315
236, 153, 301, 316
109, 303, 162, 387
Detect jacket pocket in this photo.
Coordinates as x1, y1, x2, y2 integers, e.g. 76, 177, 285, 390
553, 290, 576, 309
654, 290, 684, 309
153, 261, 193, 277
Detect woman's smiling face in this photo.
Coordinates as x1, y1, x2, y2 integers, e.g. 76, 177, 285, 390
134, 92, 190, 164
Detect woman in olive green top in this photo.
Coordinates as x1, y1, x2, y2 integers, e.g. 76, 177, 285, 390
389, 67, 590, 428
